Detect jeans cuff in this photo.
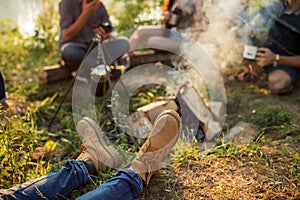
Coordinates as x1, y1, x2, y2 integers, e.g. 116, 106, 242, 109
119, 168, 144, 194
71, 159, 92, 184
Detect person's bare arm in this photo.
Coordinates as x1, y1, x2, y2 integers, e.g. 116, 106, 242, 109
256, 47, 300, 69
278, 55, 300, 68
64, 0, 101, 41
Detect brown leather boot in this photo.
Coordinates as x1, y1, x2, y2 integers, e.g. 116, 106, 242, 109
76, 117, 123, 174
132, 110, 182, 185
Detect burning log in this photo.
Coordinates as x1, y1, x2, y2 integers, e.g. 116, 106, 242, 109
177, 84, 223, 141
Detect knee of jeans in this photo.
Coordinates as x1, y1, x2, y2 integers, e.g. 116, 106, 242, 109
61, 46, 79, 59
61, 46, 86, 67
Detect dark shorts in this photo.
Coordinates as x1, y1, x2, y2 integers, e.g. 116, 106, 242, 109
265, 65, 299, 84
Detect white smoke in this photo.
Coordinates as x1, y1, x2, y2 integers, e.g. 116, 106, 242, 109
197, 0, 255, 70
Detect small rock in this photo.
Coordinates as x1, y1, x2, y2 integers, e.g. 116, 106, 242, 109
223, 121, 260, 144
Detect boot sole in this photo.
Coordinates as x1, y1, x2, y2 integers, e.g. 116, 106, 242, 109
155, 109, 182, 134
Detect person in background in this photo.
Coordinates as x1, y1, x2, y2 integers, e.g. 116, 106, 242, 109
0, 71, 12, 119
0, 71, 7, 106
58, 0, 115, 71
129, 0, 204, 54
253, 0, 300, 95
0, 109, 182, 200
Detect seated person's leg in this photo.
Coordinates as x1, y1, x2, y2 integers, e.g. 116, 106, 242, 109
77, 168, 144, 200
266, 66, 298, 94
131, 109, 182, 184
78, 109, 182, 200
129, 26, 166, 52
147, 36, 181, 54
0, 160, 91, 200
0, 117, 122, 199
60, 43, 89, 70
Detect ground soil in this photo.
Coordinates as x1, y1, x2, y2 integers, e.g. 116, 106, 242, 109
136, 79, 300, 200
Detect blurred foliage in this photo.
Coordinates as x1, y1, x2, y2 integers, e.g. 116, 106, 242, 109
0, 112, 50, 188
107, 0, 162, 35
0, 18, 27, 79
30, 0, 60, 52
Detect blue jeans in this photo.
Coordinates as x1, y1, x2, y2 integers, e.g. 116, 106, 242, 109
0, 160, 144, 200
60, 42, 91, 70
0, 71, 6, 103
